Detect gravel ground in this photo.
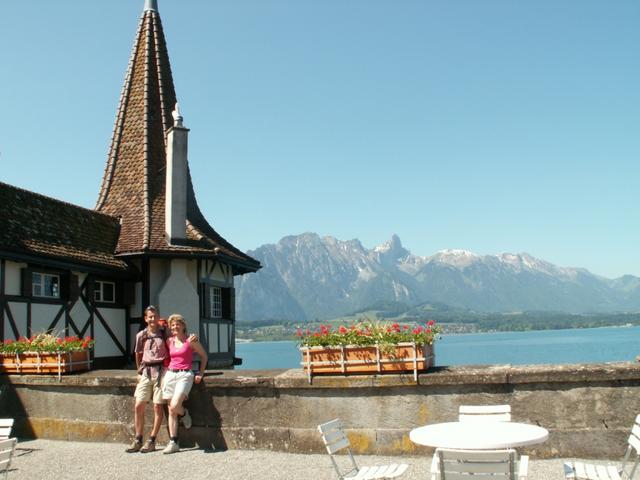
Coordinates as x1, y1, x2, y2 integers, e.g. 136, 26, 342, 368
5, 439, 619, 480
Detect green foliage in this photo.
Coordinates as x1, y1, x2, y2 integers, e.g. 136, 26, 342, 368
298, 320, 441, 348
0, 332, 95, 354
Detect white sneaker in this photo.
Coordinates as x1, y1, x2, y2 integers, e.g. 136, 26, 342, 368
181, 409, 192, 429
163, 441, 180, 454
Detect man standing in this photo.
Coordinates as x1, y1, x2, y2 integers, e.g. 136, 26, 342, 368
126, 305, 171, 453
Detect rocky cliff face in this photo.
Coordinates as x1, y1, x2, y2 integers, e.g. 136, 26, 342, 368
236, 233, 640, 321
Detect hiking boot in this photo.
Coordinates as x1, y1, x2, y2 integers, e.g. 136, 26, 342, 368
125, 439, 142, 453
163, 441, 180, 454
181, 408, 192, 429
140, 438, 156, 453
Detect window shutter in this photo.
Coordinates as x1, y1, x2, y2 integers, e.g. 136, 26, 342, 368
122, 281, 136, 305
229, 287, 235, 321
60, 273, 69, 299
68, 274, 80, 302
21, 268, 32, 297
201, 283, 211, 318
86, 278, 95, 302
222, 288, 231, 320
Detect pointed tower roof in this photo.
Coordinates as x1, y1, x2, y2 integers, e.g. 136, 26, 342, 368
96, 1, 260, 274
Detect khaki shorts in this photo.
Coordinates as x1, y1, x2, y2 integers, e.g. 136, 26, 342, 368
161, 370, 194, 401
134, 372, 166, 404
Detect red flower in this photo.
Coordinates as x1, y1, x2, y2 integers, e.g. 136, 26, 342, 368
296, 329, 303, 337
339, 326, 348, 334
82, 341, 89, 349
427, 319, 436, 326
4, 339, 12, 345
313, 332, 321, 337
392, 323, 400, 332
84, 336, 92, 342
403, 325, 410, 331
56, 338, 64, 344
412, 326, 423, 334
18, 336, 29, 343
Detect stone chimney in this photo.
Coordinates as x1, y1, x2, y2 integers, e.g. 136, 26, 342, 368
165, 103, 189, 244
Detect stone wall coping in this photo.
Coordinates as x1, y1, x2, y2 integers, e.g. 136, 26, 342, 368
2, 362, 639, 389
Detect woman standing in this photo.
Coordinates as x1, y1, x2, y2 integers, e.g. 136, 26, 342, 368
161, 314, 208, 454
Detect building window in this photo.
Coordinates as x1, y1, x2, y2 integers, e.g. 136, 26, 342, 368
32, 272, 60, 298
209, 286, 222, 318
94, 281, 116, 303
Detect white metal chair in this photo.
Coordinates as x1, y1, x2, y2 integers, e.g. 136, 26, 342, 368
0, 420, 13, 441
0, 438, 17, 480
459, 405, 512, 422
317, 418, 408, 480
564, 414, 640, 480
432, 447, 528, 480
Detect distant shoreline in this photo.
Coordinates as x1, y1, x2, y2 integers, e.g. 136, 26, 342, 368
236, 321, 640, 343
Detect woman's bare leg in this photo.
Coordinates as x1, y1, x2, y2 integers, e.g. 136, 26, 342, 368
167, 393, 187, 438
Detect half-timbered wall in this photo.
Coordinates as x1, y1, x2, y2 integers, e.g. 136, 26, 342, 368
199, 259, 236, 367
1, 259, 129, 366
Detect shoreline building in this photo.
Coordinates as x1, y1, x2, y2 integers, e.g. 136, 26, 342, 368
0, 0, 260, 368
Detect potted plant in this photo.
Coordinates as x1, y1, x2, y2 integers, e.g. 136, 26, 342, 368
0, 332, 95, 378
298, 320, 440, 382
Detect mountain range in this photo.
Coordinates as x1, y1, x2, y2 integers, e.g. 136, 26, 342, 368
235, 233, 640, 322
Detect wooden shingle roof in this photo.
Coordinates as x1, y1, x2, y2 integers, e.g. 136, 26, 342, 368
0, 182, 129, 272
95, 3, 260, 274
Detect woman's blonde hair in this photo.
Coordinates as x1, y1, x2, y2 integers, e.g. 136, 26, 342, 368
167, 314, 187, 334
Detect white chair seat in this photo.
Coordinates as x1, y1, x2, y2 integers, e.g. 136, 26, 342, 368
345, 463, 408, 480
0, 437, 17, 479
0, 420, 14, 441
318, 419, 409, 480
564, 461, 621, 480
563, 414, 640, 480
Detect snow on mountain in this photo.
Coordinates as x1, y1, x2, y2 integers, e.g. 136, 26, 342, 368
235, 233, 640, 322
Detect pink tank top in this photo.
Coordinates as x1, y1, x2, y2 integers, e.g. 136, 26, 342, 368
168, 337, 193, 370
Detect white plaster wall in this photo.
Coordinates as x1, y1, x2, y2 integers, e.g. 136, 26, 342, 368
31, 304, 62, 335
129, 324, 140, 352
69, 297, 90, 332
207, 323, 219, 353
200, 260, 233, 287
149, 259, 170, 313
157, 259, 199, 335
94, 308, 126, 357
220, 323, 229, 352
75, 272, 87, 289
4, 302, 27, 340
129, 282, 143, 318
210, 263, 227, 284
4, 261, 26, 296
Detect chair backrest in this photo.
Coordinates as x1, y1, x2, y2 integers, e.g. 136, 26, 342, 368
0, 420, 13, 441
318, 418, 359, 480
620, 414, 640, 479
0, 438, 17, 478
436, 448, 518, 480
459, 405, 511, 422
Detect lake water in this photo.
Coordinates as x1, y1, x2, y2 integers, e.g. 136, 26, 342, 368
235, 325, 640, 370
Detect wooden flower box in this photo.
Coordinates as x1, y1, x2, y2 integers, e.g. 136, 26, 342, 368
300, 342, 434, 383
0, 350, 92, 379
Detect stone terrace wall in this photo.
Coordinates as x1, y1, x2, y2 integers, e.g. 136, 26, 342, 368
2, 363, 640, 458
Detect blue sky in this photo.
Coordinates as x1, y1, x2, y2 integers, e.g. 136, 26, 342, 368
0, 1, 638, 278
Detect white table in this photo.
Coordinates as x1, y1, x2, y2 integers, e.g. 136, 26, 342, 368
409, 421, 549, 449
